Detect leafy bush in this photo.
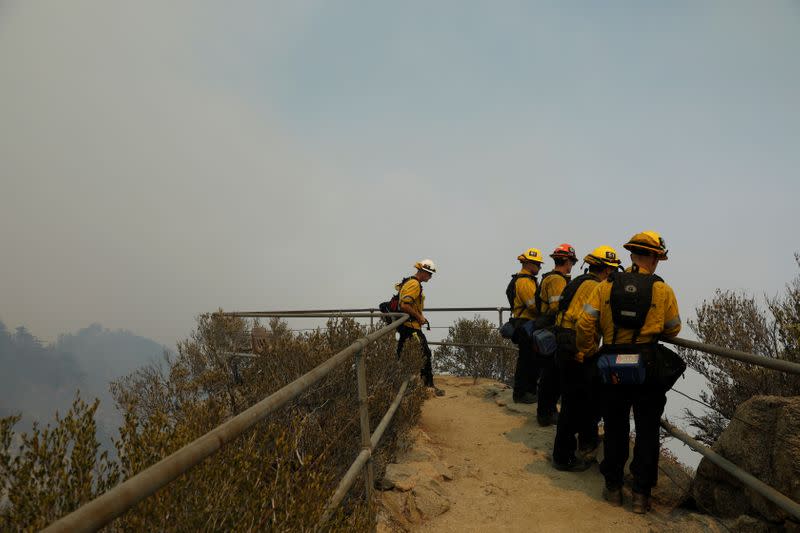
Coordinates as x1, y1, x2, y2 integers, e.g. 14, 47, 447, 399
433, 316, 516, 384
1, 314, 424, 531
0, 397, 119, 531
682, 255, 800, 444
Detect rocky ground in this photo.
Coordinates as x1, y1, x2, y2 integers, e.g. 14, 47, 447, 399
377, 375, 729, 533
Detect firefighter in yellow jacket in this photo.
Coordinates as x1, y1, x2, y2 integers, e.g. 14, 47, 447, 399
551, 246, 621, 471
508, 248, 544, 404
576, 231, 681, 513
534, 244, 579, 425
538, 244, 578, 317
396, 259, 444, 395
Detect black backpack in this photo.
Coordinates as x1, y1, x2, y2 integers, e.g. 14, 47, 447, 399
609, 271, 664, 343
505, 273, 538, 315
557, 273, 599, 314
379, 277, 420, 324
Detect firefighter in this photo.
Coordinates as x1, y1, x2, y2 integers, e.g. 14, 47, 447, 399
538, 244, 578, 317
576, 231, 681, 513
551, 246, 621, 471
534, 244, 579, 426
507, 248, 544, 404
396, 259, 444, 396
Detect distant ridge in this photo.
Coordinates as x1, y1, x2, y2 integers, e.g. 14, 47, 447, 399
0, 320, 168, 446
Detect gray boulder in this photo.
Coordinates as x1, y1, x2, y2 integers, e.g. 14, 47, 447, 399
692, 395, 800, 529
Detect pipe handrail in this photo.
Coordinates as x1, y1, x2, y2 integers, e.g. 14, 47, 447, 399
428, 341, 516, 350
221, 307, 510, 316
221, 308, 800, 375
221, 312, 391, 319
44, 314, 410, 532
662, 336, 800, 376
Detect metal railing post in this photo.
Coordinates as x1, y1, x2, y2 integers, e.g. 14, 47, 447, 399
355, 349, 374, 502
369, 309, 375, 328
497, 307, 503, 327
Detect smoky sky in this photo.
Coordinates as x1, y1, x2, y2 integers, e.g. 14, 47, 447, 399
1, 1, 799, 349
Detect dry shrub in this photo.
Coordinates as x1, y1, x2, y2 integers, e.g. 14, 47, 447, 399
0, 315, 424, 531
433, 316, 516, 384
682, 254, 800, 444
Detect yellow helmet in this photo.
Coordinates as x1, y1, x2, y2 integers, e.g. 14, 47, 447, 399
623, 231, 668, 260
584, 245, 622, 268
414, 258, 437, 274
517, 248, 544, 264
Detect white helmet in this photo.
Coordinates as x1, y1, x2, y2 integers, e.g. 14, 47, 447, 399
414, 258, 437, 274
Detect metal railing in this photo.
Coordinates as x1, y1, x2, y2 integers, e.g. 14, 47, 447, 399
428, 341, 516, 350
227, 307, 512, 327
251, 310, 800, 521
662, 336, 800, 376
44, 312, 412, 532
225, 309, 800, 522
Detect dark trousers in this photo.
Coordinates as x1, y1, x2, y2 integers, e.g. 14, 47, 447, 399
599, 384, 667, 496
513, 337, 539, 398
552, 357, 599, 464
535, 354, 560, 418
397, 326, 434, 387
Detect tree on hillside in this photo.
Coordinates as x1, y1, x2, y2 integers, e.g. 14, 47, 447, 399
683, 254, 800, 444
434, 316, 516, 384
0, 321, 85, 424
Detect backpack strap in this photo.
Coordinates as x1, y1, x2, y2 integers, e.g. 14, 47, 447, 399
557, 273, 598, 314
507, 273, 538, 317
397, 276, 422, 300
537, 271, 570, 313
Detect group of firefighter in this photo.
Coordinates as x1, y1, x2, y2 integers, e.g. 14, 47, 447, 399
393, 230, 680, 514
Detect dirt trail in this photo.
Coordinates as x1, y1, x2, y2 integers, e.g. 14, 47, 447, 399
378, 375, 718, 533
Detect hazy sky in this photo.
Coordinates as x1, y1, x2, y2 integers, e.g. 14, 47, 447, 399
1, 1, 798, 349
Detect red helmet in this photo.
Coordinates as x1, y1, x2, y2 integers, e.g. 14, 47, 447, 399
550, 243, 577, 261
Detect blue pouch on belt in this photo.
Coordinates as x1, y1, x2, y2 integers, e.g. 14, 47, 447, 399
519, 321, 557, 356
532, 328, 557, 356
597, 351, 646, 385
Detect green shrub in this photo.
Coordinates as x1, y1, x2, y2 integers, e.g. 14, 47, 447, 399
433, 316, 516, 384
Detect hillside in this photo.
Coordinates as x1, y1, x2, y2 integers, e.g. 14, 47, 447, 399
0, 321, 167, 444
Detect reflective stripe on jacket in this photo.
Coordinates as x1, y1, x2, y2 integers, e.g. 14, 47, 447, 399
538, 271, 569, 316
